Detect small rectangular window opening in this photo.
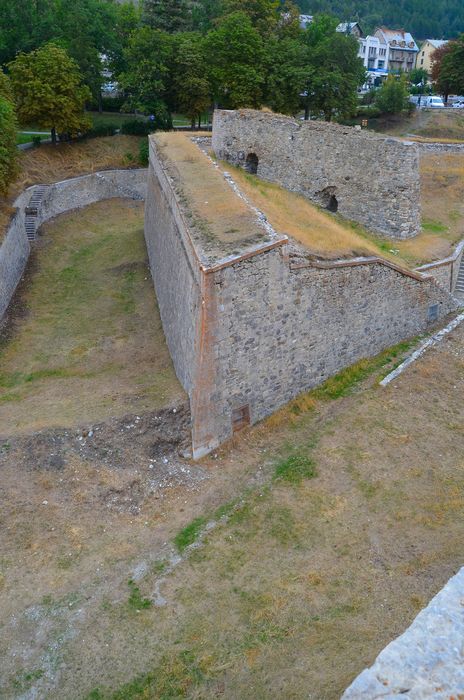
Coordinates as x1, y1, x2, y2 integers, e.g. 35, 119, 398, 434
428, 303, 439, 322
232, 405, 250, 433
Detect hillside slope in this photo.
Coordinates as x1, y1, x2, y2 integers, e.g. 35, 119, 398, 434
297, 0, 462, 39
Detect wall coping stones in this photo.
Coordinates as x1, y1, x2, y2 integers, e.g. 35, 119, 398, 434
342, 566, 464, 699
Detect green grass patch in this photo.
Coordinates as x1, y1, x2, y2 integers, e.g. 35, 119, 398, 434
273, 454, 316, 484
422, 218, 448, 233
311, 339, 417, 401
174, 516, 208, 553
127, 580, 152, 610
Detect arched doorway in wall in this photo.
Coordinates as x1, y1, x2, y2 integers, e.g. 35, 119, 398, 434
245, 153, 259, 175
316, 186, 338, 213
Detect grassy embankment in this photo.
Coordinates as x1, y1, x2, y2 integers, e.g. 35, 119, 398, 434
0, 199, 184, 433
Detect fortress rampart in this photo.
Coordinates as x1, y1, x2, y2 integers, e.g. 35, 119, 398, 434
145, 133, 457, 458
0, 169, 147, 322
212, 109, 421, 239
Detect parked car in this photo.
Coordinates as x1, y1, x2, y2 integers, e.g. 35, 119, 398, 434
452, 100, 464, 109
421, 96, 445, 108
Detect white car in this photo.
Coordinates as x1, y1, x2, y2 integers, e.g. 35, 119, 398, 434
452, 101, 464, 109
422, 96, 445, 108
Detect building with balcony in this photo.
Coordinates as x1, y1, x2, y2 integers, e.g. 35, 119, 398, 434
374, 27, 419, 74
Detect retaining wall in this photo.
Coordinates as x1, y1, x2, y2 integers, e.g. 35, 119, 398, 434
415, 239, 464, 294
212, 109, 421, 239
0, 169, 147, 323
145, 137, 457, 458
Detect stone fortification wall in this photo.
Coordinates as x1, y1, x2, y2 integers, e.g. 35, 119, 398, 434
145, 138, 456, 458
0, 209, 30, 321
0, 169, 147, 323
37, 169, 146, 226
342, 565, 464, 698
212, 109, 421, 239
415, 239, 464, 294
144, 141, 201, 394
198, 252, 456, 451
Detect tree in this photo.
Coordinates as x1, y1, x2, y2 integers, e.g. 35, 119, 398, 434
0, 71, 14, 103
120, 27, 173, 119
8, 43, 91, 144
409, 67, 429, 93
221, 0, 280, 36
301, 15, 365, 121
0, 0, 58, 65
203, 12, 266, 109
142, 0, 190, 33
170, 34, 210, 128
433, 35, 464, 101
431, 41, 456, 103
375, 74, 410, 114
0, 96, 18, 194
264, 37, 308, 114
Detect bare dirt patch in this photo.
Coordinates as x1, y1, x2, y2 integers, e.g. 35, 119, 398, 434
2, 316, 464, 699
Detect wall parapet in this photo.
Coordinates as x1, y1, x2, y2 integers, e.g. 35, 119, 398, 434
415, 239, 464, 294
145, 135, 458, 459
212, 109, 421, 239
0, 168, 147, 324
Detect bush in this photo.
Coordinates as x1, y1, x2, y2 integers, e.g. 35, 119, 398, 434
121, 119, 152, 136
356, 105, 382, 117
87, 122, 118, 138
0, 96, 18, 194
139, 138, 149, 166
32, 135, 41, 146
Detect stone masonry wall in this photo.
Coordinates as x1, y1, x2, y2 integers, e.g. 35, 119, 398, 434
0, 209, 30, 321
0, 169, 147, 324
198, 252, 456, 451
144, 142, 201, 394
212, 109, 421, 239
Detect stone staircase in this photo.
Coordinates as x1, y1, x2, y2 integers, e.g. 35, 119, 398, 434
24, 185, 50, 241
455, 255, 464, 298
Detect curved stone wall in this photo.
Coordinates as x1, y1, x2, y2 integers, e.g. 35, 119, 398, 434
0, 168, 147, 322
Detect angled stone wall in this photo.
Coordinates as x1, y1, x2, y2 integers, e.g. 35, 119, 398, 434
212, 109, 421, 239
0, 169, 147, 324
145, 136, 457, 458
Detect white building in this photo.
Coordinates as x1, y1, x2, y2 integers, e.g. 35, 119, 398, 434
358, 35, 390, 89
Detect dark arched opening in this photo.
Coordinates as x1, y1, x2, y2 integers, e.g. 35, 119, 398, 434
327, 194, 338, 212
245, 153, 259, 175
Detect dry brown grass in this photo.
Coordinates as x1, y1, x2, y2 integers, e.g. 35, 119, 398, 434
225, 165, 400, 261
393, 152, 464, 265
0, 135, 144, 242
155, 132, 262, 247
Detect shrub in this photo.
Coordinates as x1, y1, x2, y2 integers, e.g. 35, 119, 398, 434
356, 105, 382, 118
32, 135, 42, 146
139, 138, 149, 166
87, 122, 118, 138
121, 119, 151, 136
0, 96, 18, 194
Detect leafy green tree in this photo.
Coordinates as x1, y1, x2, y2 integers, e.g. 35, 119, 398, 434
0, 96, 18, 194
410, 67, 429, 91
0, 0, 58, 65
170, 34, 210, 127
265, 37, 307, 114
8, 43, 91, 144
204, 12, 266, 109
375, 74, 410, 114
301, 15, 365, 121
0, 71, 14, 103
120, 27, 173, 119
142, 0, 190, 33
221, 0, 280, 36
435, 35, 464, 100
